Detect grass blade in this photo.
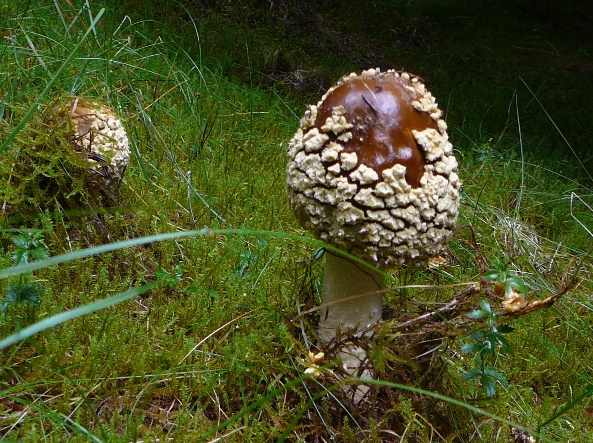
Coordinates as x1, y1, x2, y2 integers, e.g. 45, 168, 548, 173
366, 379, 555, 443
0, 279, 161, 350
520, 77, 592, 182
0, 8, 105, 155
0, 228, 321, 280
537, 383, 593, 430
0, 229, 212, 280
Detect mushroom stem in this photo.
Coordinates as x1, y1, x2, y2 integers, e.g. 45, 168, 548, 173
319, 252, 384, 345
319, 252, 384, 396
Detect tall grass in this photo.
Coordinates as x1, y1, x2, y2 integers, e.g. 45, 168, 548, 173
1, 1, 593, 442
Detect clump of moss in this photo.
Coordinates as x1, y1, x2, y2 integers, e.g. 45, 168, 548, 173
0, 97, 123, 220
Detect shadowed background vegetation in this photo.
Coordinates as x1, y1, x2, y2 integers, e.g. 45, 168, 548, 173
174, 0, 593, 175
1, 0, 593, 441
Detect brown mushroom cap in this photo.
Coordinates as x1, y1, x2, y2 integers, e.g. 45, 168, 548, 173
315, 75, 436, 188
286, 68, 461, 267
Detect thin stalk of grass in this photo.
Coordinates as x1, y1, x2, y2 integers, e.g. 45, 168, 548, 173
177, 310, 255, 365
52, 0, 70, 33
570, 192, 593, 238
0, 228, 387, 354
514, 90, 525, 220
58, 412, 102, 443
363, 379, 555, 443
537, 383, 593, 431
199, 374, 555, 442
0, 228, 335, 350
520, 77, 592, 182
278, 375, 364, 441
0, 278, 162, 349
199, 376, 308, 441
0, 229, 213, 280
0, 389, 103, 442
277, 385, 343, 442
0, 8, 105, 155
21, 27, 50, 75
0, 228, 378, 281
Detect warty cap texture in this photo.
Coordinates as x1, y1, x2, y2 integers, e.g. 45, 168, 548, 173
69, 100, 130, 192
286, 68, 461, 267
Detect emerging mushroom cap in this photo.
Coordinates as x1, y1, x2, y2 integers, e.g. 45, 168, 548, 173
68, 100, 130, 194
287, 68, 461, 267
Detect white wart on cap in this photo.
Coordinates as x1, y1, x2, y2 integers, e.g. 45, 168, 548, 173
69, 100, 130, 196
287, 68, 460, 267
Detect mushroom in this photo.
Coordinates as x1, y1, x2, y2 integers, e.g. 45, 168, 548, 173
68, 99, 130, 203
286, 68, 461, 396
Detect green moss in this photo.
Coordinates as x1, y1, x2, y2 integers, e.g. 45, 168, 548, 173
0, 98, 97, 218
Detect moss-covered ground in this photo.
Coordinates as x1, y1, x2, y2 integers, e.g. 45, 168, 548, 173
1, 1, 592, 441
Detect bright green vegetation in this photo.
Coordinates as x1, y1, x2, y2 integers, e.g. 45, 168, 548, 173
1, 1, 593, 441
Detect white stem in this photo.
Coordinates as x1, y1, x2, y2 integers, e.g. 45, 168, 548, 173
318, 252, 384, 403
319, 252, 384, 345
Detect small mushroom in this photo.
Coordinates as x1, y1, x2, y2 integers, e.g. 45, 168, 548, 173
286, 68, 461, 398
68, 99, 130, 202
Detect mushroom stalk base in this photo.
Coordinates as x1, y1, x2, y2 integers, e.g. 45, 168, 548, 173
319, 252, 384, 402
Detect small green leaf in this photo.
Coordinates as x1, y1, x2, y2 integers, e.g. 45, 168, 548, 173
2, 283, 42, 314
10, 232, 49, 266
482, 373, 497, 397
468, 330, 485, 342
473, 353, 484, 367
237, 250, 258, 279
9, 284, 42, 306
12, 249, 27, 267
494, 334, 514, 354
30, 246, 49, 262
173, 264, 184, 279
155, 268, 168, 280
484, 366, 509, 387
156, 266, 183, 287
461, 342, 484, 354
484, 262, 510, 281
467, 309, 488, 319
483, 269, 500, 281
507, 275, 529, 294
11, 234, 30, 250
493, 261, 509, 272
462, 369, 483, 381
204, 289, 219, 299
477, 299, 492, 313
